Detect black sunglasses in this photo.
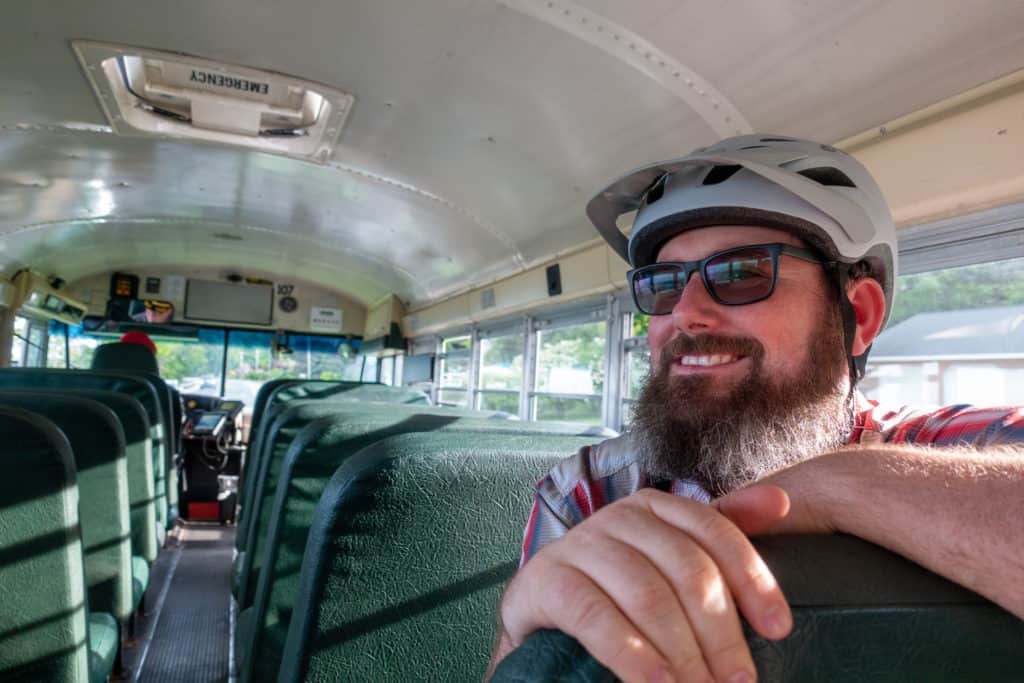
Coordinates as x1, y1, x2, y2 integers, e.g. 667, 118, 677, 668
628, 243, 830, 315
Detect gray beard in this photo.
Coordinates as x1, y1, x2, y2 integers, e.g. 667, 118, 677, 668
630, 313, 851, 496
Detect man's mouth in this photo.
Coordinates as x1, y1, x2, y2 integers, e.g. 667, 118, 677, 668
676, 353, 744, 367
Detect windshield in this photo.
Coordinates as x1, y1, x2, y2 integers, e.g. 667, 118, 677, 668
50, 323, 366, 406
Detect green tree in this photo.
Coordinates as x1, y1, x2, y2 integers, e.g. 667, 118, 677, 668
889, 258, 1024, 326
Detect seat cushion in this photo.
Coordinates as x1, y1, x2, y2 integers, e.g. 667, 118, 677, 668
132, 555, 150, 610
88, 612, 119, 683
235, 605, 256, 671
232, 551, 247, 599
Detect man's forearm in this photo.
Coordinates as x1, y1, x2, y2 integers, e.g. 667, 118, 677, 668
816, 444, 1024, 617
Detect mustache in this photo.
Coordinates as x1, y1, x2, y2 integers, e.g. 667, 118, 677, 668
657, 333, 765, 372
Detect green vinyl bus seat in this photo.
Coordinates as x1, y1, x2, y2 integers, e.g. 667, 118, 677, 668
247, 379, 299, 446
233, 400, 527, 607
0, 406, 117, 683
239, 381, 430, 513
0, 394, 136, 629
274, 431, 597, 683
491, 534, 1024, 682
238, 416, 611, 682
237, 397, 512, 558
0, 388, 157, 568
268, 380, 430, 408
0, 368, 172, 543
247, 380, 426, 456
92, 345, 181, 530
91, 340, 159, 375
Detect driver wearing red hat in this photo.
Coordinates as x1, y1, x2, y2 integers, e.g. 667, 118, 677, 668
119, 330, 157, 355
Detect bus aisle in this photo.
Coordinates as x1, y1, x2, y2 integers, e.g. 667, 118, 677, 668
129, 523, 234, 683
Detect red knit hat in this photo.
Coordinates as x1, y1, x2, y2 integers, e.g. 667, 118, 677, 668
119, 331, 157, 355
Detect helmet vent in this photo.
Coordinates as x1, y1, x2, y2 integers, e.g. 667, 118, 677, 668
738, 145, 768, 150
702, 165, 742, 186
759, 137, 796, 143
644, 173, 668, 205
796, 166, 857, 188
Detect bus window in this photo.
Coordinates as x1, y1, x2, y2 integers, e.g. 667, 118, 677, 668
379, 355, 395, 385
478, 333, 524, 414
224, 330, 364, 403
438, 334, 471, 407
863, 256, 1024, 406
534, 320, 606, 424
621, 332, 650, 427
161, 329, 227, 397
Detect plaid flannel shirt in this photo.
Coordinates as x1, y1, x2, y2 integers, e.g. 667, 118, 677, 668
520, 393, 1024, 565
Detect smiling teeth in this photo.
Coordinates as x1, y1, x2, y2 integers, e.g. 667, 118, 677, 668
679, 354, 738, 366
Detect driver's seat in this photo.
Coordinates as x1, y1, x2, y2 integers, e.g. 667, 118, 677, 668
91, 341, 160, 376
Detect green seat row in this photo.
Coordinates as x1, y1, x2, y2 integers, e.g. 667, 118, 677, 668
0, 393, 143, 626
234, 379, 438, 589
273, 431, 594, 682
254, 421, 1024, 682
492, 534, 1024, 681
0, 368, 176, 538
233, 399, 521, 606
90, 343, 182, 529
237, 407, 609, 682
238, 380, 430, 518
0, 406, 118, 683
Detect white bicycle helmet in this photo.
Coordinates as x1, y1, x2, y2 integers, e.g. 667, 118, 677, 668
586, 134, 898, 380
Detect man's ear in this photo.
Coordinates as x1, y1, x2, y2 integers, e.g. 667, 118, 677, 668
847, 277, 886, 355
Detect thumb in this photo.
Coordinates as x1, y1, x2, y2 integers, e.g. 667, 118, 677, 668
712, 484, 790, 536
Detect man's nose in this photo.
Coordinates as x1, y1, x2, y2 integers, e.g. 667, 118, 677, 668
670, 271, 723, 333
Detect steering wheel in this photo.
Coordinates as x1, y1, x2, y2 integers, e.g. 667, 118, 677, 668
490, 534, 1024, 682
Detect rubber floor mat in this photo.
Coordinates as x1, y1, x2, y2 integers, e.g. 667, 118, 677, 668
138, 523, 234, 683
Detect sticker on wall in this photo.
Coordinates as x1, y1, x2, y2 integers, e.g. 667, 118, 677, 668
310, 306, 343, 332
163, 275, 186, 302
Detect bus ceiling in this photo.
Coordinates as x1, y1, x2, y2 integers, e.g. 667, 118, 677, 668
1, 2, 1024, 338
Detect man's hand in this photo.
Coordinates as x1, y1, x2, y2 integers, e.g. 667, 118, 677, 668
714, 453, 840, 537
491, 488, 793, 683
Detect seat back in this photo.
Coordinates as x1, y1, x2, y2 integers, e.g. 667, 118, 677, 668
241, 381, 430, 507
91, 341, 160, 375
241, 416, 608, 682
0, 368, 171, 539
235, 400, 528, 605
268, 380, 430, 407
0, 393, 134, 623
0, 406, 91, 682
169, 386, 184, 456
248, 378, 298, 444
0, 388, 157, 564
275, 431, 595, 683
492, 535, 1024, 681
238, 398, 514, 554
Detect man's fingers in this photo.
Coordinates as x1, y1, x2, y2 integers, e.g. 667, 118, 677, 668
713, 484, 791, 536
557, 527, 716, 682
597, 504, 758, 683
642, 490, 793, 642
508, 561, 678, 683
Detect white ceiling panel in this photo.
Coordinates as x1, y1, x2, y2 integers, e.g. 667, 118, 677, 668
1, 0, 1022, 308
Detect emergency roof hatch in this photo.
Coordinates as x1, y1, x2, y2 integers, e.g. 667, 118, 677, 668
72, 41, 354, 162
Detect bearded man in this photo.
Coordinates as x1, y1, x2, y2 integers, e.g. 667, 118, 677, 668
488, 135, 1024, 683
